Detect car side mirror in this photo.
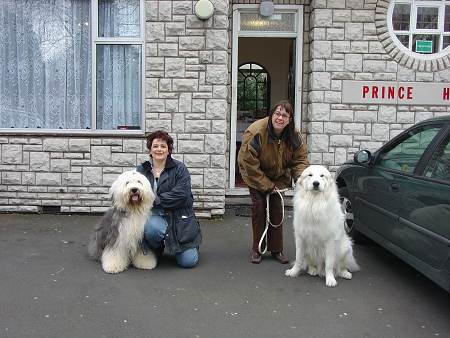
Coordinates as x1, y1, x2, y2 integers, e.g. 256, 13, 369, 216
354, 150, 371, 164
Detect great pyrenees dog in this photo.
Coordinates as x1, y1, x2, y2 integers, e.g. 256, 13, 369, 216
88, 170, 156, 274
285, 165, 359, 287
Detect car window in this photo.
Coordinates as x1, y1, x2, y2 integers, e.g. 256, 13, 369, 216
377, 126, 441, 174
424, 133, 450, 182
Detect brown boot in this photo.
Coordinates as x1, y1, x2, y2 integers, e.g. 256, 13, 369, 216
251, 250, 262, 264
272, 252, 289, 264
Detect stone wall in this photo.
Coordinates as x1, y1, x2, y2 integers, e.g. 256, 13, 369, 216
307, 0, 450, 170
0, 0, 230, 217
145, 0, 230, 217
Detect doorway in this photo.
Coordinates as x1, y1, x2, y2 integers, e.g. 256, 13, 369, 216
235, 37, 295, 187
230, 5, 304, 190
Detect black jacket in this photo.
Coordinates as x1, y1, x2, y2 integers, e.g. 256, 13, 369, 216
137, 157, 202, 254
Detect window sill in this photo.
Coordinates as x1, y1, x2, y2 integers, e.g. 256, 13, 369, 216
0, 128, 145, 137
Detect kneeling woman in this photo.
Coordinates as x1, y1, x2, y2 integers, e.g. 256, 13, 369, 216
137, 130, 202, 268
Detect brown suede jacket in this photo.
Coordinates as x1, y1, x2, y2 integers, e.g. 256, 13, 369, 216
237, 117, 309, 193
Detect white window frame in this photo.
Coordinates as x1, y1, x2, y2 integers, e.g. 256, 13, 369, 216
388, 0, 450, 60
228, 4, 304, 193
0, 0, 146, 135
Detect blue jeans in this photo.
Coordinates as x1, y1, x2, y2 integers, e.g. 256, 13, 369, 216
143, 212, 199, 268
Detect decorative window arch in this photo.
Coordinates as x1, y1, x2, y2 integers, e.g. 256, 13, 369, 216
376, 0, 450, 71
237, 62, 271, 118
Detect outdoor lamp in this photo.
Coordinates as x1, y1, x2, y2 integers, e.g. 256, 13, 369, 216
194, 0, 214, 20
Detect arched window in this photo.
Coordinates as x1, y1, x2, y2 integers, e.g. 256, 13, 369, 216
237, 62, 270, 119
388, 0, 450, 57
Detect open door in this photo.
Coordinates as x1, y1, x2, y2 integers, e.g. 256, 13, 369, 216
234, 37, 296, 187
230, 5, 304, 191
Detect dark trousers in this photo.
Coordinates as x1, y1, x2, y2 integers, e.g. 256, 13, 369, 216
249, 187, 283, 253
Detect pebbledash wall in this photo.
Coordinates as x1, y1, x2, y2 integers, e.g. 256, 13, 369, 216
0, 0, 449, 217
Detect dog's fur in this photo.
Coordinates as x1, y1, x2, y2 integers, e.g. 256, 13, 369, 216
285, 165, 359, 287
88, 170, 157, 273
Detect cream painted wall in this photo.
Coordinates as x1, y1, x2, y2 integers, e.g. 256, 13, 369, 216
238, 37, 293, 108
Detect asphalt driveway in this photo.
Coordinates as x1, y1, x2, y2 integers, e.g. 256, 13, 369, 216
0, 212, 449, 338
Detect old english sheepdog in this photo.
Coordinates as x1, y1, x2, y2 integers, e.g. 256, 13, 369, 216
88, 170, 156, 273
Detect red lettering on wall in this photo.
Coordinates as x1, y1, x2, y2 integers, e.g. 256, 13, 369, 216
443, 88, 450, 100
372, 86, 378, 98
398, 87, 405, 99
362, 86, 369, 98
407, 87, 413, 99
388, 86, 395, 99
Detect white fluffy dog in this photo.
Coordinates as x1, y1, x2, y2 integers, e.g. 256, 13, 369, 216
285, 165, 359, 287
88, 170, 157, 273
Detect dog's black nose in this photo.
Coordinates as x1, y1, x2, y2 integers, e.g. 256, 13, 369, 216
313, 181, 320, 188
131, 188, 138, 194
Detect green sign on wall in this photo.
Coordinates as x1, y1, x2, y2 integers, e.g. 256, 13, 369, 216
416, 40, 433, 53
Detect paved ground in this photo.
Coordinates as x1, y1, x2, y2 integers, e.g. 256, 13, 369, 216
0, 211, 449, 338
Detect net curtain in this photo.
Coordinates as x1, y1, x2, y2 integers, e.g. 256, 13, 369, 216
0, 0, 140, 130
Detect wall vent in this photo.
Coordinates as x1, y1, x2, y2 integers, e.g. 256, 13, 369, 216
41, 206, 61, 214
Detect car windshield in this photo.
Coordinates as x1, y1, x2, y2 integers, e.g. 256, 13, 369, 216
377, 125, 442, 174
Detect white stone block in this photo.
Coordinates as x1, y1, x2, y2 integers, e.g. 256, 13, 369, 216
206, 99, 227, 119
310, 134, 329, 152
205, 134, 225, 154
184, 154, 210, 167
30, 152, 50, 171
330, 135, 353, 147
186, 120, 210, 133
36, 173, 61, 186
2, 172, 21, 184
206, 30, 228, 50
43, 139, 68, 152
165, 58, 185, 77
204, 169, 225, 188
206, 65, 227, 84
178, 140, 204, 153
173, 79, 198, 91
69, 139, 90, 152
50, 159, 71, 172
308, 103, 330, 121
91, 146, 112, 165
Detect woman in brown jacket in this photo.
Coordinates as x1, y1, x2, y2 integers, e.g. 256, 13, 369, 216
237, 100, 309, 264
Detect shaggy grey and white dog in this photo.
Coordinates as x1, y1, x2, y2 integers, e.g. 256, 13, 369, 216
88, 170, 156, 273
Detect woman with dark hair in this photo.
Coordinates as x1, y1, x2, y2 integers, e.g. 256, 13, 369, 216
238, 100, 309, 264
137, 130, 202, 268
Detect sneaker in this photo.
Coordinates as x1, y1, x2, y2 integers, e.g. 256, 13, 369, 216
251, 250, 262, 264
272, 252, 289, 264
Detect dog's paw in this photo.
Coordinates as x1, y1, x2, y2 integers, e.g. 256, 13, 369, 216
132, 251, 157, 270
101, 254, 128, 273
285, 266, 301, 277
102, 261, 127, 274
325, 276, 337, 287
307, 266, 318, 276
338, 270, 352, 280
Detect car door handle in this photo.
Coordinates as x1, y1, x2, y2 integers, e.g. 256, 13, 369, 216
390, 183, 400, 192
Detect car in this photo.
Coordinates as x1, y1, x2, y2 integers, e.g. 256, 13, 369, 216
335, 116, 450, 292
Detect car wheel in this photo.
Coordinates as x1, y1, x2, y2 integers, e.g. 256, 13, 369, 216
338, 187, 366, 243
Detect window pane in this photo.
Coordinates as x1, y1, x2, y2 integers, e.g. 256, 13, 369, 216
445, 6, 450, 32
416, 7, 439, 29
96, 45, 141, 130
378, 126, 441, 174
424, 134, 450, 182
0, 0, 91, 129
393, 4, 411, 31
444, 36, 450, 49
413, 34, 439, 53
240, 13, 296, 32
396, 34, 410, 48
99, 0, 140, 37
